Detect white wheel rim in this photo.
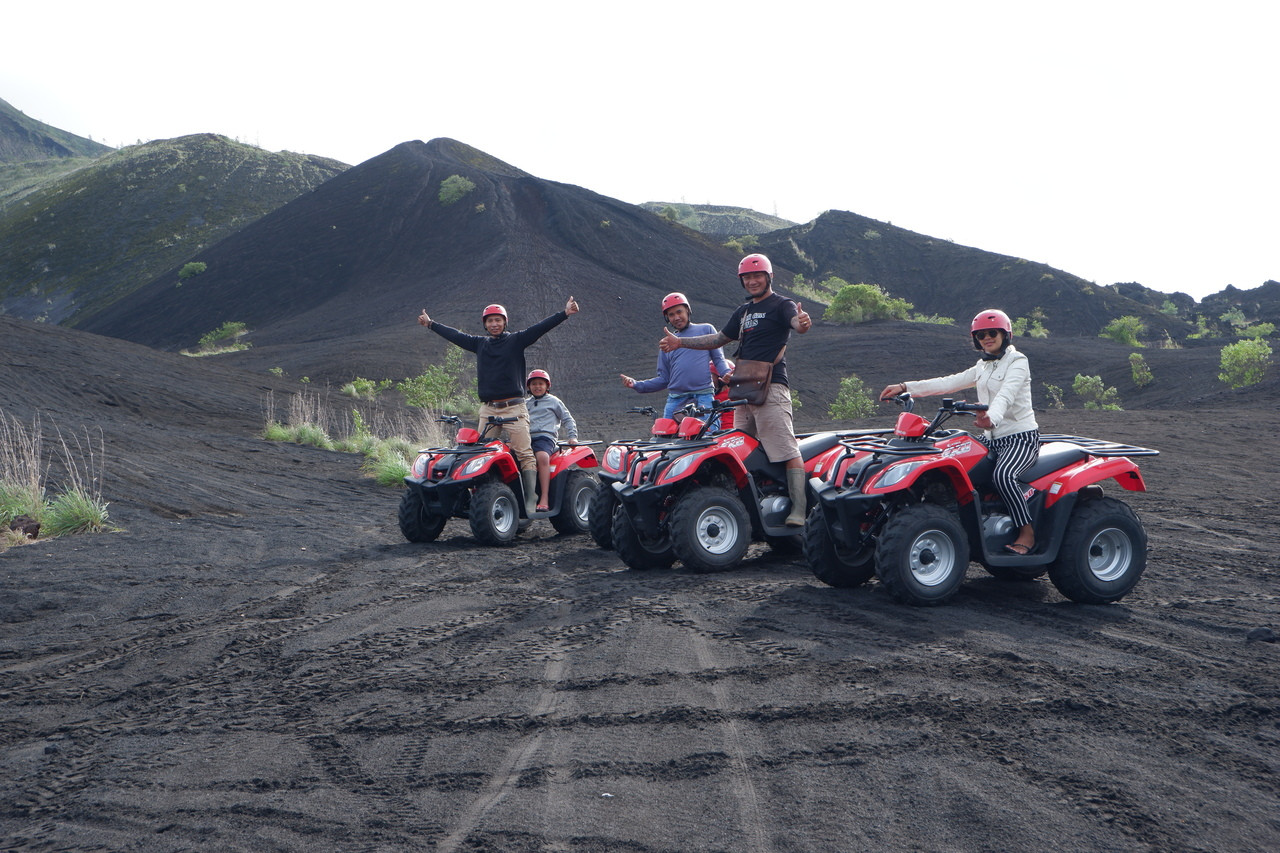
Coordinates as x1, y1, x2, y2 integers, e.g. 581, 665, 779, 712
696, 506, 740, 555
1088, 527, 1132, 582
492, 495, 516, 534
909, 528, 957, 587
574, 484, 592, 525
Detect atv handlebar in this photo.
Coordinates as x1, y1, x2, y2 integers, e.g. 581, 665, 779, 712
627, 406, 659, 418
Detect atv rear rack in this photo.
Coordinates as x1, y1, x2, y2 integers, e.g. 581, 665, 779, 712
1038, 434, 1160, 457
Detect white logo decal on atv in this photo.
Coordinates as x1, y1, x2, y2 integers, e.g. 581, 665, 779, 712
943, 441, 973, 458
722, 436, 746, 449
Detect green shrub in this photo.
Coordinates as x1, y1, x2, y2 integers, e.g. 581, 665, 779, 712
823, 282, 912, 324
398, 348, 477, 411
910, 313, 955, 326
42, 488, 110, 537
1129, 353, 1153, 387
1238, 322, 1275, 340
828, 375, 876, 419
1072, 374, 1122, 410
178, 261, 207, 281
193, 321, 250, 354
341, 377, 391, 400
1012, 316, 1049, 338
1218, 338, 1272, 388
438, 174, 476, 205
1099, 316, 1145, 347
1042, 383, 1065, 410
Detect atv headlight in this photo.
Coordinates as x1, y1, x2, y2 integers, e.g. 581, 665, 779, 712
872, 459, 925, 490
604, 445, 625, 472
461, 454, 492, 477
659, 453, 701, 483
412, 454, 431, 479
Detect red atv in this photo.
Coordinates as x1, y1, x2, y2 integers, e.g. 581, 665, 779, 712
399, 414, 598, 545
805, 394, 1159, 605
589, 406, 683, 551
609, 398, 879, 573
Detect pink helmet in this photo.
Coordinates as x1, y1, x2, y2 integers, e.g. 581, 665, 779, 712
737, 253, 773, 283
482, 303, 508, 322
661, 292, 690, 316
970, 308, 1012, 349
525, 368, 551, 389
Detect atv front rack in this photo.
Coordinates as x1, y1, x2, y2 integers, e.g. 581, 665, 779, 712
1038, 435, 1160, 457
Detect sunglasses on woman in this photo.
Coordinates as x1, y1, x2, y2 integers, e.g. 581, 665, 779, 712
974, 329, 1002, 340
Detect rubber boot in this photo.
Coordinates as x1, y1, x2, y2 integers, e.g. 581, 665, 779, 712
785, 467, 807, 527
521, 469, 538, 516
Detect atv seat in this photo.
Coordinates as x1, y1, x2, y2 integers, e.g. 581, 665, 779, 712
798, 433, 843, 460
969, 441, 1090, 491
1022, 441, 1090, 482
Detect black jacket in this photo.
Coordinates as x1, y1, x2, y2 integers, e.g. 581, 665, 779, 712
428, 311, 568, 402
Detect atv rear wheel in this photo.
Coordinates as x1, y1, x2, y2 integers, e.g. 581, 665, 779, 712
550, 469, 596, 535
875, 502, 969, 606
670, 486, 751, 573
804, 505, 875, 588
611, 505, 675, 570
469, 480, 521, 545
588, 481, 619, 550
1048, 497, 1146, 603
398, 488, 447, 543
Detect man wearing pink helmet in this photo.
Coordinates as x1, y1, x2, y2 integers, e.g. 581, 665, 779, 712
660, 253, 814, 526
419, 296, 580, 514
620, 291, 729, 422
879, 308, 1040, 555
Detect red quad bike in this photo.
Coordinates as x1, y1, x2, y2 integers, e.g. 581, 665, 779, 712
805, 393, 1159, 606
588, 406, 681, 551
610, 398, 886, 573
399, 414, 599, 546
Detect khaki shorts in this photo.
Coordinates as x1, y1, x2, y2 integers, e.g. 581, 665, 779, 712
477, 401, 534, 471
734, 383, 800, 463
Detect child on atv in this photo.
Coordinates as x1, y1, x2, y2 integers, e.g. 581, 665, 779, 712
525, 369, 579, 512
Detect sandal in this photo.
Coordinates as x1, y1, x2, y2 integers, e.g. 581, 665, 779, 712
1004, 542, 1031, 555
536, 504, 550, 512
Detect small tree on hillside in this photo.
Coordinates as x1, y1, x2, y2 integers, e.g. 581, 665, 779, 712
1100, 316, 1145, 347
1218, 338, 1272, 388
828, 374, 876, 419
1072, 374, 1122, 411
438, 174, 476, 205
823, 283, 912, 324
1129, 353, 1153, 387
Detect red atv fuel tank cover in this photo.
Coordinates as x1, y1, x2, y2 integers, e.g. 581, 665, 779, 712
895, 412, 929, 438
456, 428, 481, 444
678, 417, 705, 439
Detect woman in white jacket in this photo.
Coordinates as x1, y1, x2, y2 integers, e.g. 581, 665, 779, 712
879, 309, 1040, 555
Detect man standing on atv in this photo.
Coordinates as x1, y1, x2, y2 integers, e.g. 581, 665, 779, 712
419, 297, 580, 514
619, 292, 730, 422
660, 254, 812, 526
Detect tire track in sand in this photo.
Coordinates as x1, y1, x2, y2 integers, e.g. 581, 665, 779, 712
433, 599, 572, 853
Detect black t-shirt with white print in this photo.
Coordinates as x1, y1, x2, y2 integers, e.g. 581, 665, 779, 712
722, 292, 797, 386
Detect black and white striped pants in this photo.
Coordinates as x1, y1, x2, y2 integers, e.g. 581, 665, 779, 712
983, 429, 1040, 529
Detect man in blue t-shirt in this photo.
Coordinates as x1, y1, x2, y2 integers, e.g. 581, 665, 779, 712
659, 254, 812, 526
620, 292, 729, 421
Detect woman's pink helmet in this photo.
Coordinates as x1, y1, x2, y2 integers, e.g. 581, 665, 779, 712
970, 308, 1013, 349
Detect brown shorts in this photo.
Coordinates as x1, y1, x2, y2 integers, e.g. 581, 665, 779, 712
734, 384, 800, 463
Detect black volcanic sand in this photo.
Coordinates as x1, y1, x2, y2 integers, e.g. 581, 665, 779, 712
3, 318, 1279, 852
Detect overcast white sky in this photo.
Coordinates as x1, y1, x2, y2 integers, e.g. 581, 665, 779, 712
5, 1, 1275, 299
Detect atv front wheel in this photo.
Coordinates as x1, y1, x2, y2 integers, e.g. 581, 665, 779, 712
550, 469, 596, 535
588, 481, 619, 549
398, 488, 447, 543
670, 486, 751, 573
611, 505, 675, 570
1048, 497, 1147, 604
875, 503, 969, 606
804, 505, 875, 588
469, 480, 521, 545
